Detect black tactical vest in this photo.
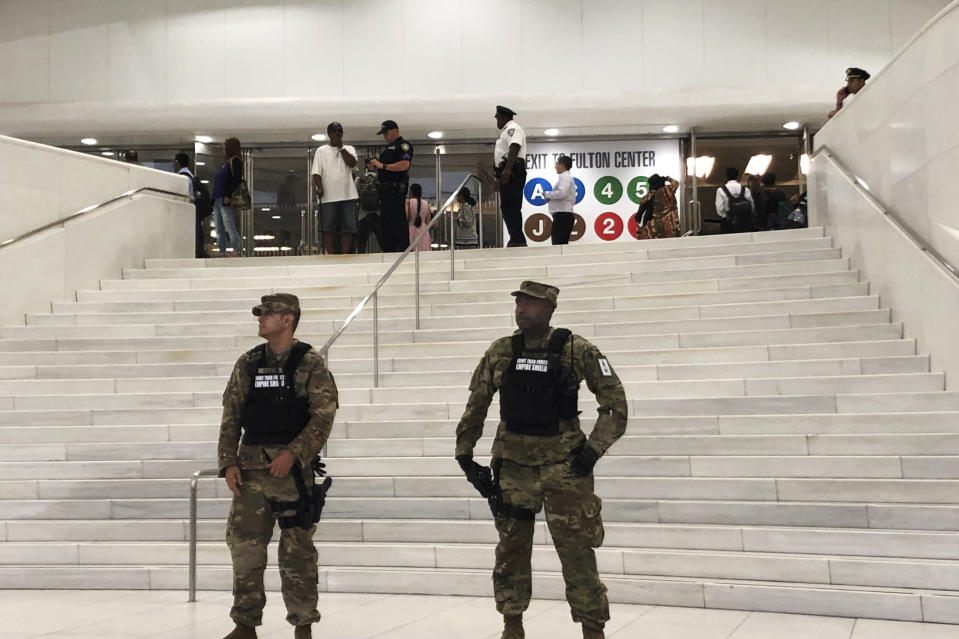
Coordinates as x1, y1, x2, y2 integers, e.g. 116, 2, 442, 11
499, 329, 579, 436
241, 341, 313, 446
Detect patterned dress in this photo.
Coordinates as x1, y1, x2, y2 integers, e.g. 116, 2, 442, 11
636, 182, 680, 240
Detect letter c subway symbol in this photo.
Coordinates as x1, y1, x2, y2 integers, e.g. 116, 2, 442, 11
524, 178, 552, 206
573, 177, 586, 204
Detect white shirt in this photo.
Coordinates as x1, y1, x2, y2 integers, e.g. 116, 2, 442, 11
544, 171, 576, 214
715, 180, 754, 218
311, 144, 358, 204
494, 120, 526, 165
177, 167, 195, 201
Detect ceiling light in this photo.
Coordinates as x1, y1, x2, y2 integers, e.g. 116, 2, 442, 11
662, 125, 680, 134
271, 215, 282, 219
100, 151, 114, 156
200, 179, 210, 184
800, 153, 810, 175
744, 154, 773, 175
543, 128, 560, 136
80, 138, 97, 145
280, 246, 293, 252
260, 207, 271, 212
686, 156, 715, 179
427, 131, 443, 139
782, 121, 801, 130
311, 133, 327, 142
194, 135, 213, 143
195, 161, 205, 166
253, 234, 275, 241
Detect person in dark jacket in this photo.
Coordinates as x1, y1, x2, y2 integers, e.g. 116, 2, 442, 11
212, 137, 244, 256
756, 172, 786, 231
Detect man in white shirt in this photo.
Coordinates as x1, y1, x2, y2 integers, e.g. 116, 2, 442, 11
312, 122, 358, 254
494, 105, 528, 247
544, 155, 577, 245
714, 167, 754, 234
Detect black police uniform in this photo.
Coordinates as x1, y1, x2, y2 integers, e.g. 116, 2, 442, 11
377, 137, 414, 252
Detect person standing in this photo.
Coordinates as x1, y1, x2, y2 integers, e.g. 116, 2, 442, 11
715, 167, 754, 234
544, 155, 576, 245
312, 122, 359, 255
494, 105, 528, 247
212, 137, 245, 256
218, 293, 338, 639
367, 120, 413, 253
828, 67, 871, 118
756, 172, 786, 231
406, 183, 432, 252
455, 281, 628, 639
174, 152, 212, 259
635, 174, 680, 240
453, 187, 479, 249
354, 160, 381, 253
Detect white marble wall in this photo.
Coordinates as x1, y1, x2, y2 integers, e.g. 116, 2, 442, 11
0, 134, 189, 243
0, 0, 948, 137
0, 193, 193, 326
814, 1, 959, 271
809, 154, 959, 390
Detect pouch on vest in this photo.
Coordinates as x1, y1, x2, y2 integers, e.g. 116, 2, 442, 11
499, 329, 579, 436
241, 341, 312, 446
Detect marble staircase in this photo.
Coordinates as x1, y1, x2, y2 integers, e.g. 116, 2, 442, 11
1, 228, 958, 622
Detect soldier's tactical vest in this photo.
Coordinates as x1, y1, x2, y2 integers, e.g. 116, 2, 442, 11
241, 341, 313, 446
499, 329, 579, 436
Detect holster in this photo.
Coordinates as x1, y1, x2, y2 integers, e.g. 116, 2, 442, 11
489, 457, 535, 521
267, 456, 333, 530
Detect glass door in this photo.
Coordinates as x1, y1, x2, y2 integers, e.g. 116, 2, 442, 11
246, 146, 312, 256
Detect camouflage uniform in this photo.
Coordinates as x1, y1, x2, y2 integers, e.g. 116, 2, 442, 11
455, 282, 628, 631
217, 294, 339, 629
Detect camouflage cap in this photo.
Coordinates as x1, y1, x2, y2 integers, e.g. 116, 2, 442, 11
252, 293, 300, 316
510, 280, 559, 306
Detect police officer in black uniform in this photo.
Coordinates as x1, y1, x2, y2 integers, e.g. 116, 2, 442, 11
367, 120, 413, 252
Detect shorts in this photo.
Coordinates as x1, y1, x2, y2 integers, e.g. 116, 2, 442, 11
319, 199, 358, 233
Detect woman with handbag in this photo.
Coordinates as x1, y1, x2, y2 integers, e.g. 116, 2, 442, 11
212, 137, 245, 256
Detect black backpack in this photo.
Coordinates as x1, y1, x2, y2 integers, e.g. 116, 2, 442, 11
356, 173, 380, 211
722, 185, 752, 233
192, 175, 213, 217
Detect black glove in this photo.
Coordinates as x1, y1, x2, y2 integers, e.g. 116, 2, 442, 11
570, 444, 600, 477
456, 454, 493, 497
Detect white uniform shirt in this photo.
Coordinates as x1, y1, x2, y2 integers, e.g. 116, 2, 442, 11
714, 180, 754, 219
311, 144, 359, 204
544, 171, 576, 214
494, 120, 526, 166
177, 166, 195, 202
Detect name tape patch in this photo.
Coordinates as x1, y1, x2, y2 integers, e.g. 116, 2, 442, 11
515, 357, 548, 373
254, 372, 286, 388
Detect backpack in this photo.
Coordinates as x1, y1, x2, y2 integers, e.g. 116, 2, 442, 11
356, 172, 380, 211
192, 175, 213, 217
722, 185, 752, 233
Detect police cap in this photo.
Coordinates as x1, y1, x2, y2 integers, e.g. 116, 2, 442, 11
845, 67, 871, 81
511, 281, 558, 307
252, 293, 300, 316
376, 119, 399, 135
495, 105, 517, 118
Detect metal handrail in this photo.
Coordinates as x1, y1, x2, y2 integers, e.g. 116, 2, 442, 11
0, 186, 190, 250
812, 145, 959, 281
188, 468, 220, 602
317, 173, 482, 386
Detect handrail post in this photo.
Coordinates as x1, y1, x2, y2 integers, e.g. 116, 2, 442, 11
372, 290, 379, 388
477, 179, 484, 249
188, 468, 219, 603
414, 245, 421, 330
450, 196, 456, 280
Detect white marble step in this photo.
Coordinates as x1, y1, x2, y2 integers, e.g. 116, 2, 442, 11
50, 280, 869, 317
24, 293, 881, 328
1, 307, 893, 342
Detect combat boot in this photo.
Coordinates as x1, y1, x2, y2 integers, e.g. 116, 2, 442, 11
501, 615, 524, 639
222, 623, 257, 639
293, 624, 311, 639
582, 625, 605, 639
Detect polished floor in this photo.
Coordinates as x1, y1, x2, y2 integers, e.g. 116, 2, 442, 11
2, 591, 959, 638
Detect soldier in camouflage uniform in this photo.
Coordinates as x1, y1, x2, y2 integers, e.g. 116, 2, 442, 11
455, 281, 628, 639
217, 293, 339, 639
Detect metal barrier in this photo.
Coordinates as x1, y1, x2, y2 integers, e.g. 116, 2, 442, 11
188, 468, 220, 602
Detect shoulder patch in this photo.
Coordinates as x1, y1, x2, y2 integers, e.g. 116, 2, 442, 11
401, 143, 410, 151
598, 358, 612, 376
507, 128, 515, 136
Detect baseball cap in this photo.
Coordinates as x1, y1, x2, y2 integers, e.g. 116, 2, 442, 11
252, 293, 300, 316
376, 120, 399, 135
511, 280, 559, 307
